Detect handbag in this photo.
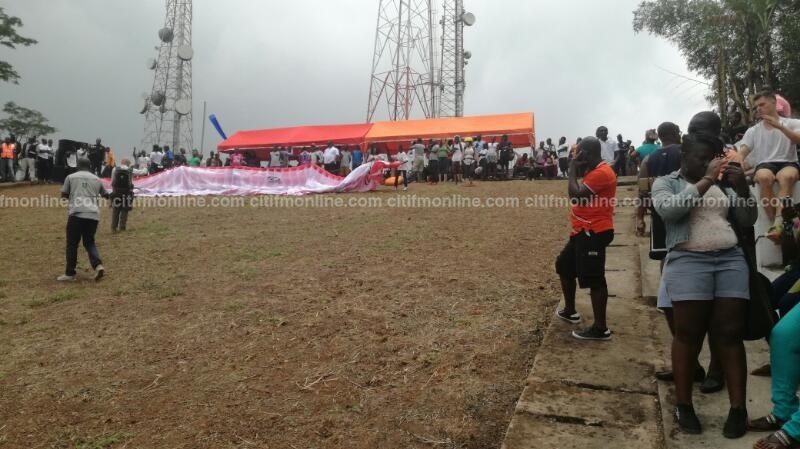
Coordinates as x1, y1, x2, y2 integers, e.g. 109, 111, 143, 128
727, 209, 777, 341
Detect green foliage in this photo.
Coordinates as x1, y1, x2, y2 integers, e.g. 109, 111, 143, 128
0, 101, 57, 139
0, 7, 37, 84
633, 0, 799, 122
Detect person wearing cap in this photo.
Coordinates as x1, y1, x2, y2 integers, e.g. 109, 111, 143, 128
737, 91, 800, 241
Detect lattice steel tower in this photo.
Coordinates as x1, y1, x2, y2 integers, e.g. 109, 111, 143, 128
140, 0, 194, 153
366, 0, 437, 122
437, 0, 474, 118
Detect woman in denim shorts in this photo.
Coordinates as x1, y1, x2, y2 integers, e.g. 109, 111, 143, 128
652, 118, 758, 438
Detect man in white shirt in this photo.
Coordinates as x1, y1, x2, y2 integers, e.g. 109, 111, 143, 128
323, 141, 340, 174
339, 146, 352, 176
738, 91, 800, 237
269, 147, 281, 168
36, 138, 53, 183
596, 126, 617, 165
149, 146, 165, 172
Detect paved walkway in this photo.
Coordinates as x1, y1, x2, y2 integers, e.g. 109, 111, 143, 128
501, 185, 774, 449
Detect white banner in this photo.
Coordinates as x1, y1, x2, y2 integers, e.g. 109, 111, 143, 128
102, 161, 397, 197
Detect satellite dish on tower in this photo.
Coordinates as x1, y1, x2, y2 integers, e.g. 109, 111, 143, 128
151, 91, 166, 106
158, 27, 174, 43
175, 99, 191, 116
139, 100, 150, 115
462, 12, 476, 26
177, 45, 194, 61
146, 58, 157, 70
463, 50, 472, 60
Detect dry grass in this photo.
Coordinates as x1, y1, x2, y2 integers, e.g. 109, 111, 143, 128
0, 179, 570, 449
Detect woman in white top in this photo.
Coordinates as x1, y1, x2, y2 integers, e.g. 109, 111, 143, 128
393, 147, 411, 191
462, 139, 476, 186
652, 116, 757, 437
451, 137, 464, 184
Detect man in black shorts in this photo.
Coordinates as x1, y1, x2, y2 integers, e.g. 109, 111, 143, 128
555, 137, 617, 341
737, 91, 800, 240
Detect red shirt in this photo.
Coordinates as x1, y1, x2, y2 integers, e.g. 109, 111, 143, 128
570, 161, 616, 236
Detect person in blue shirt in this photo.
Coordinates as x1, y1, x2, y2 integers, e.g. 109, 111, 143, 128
352, 145, 363, 169
636, 129, 661, 161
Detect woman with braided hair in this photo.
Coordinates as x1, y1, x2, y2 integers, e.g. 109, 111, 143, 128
652, 111, 757, 438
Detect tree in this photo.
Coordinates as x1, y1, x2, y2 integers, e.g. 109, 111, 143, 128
0, 102, 57, 138
0, 6, 37, 84
633, 0, 798, 125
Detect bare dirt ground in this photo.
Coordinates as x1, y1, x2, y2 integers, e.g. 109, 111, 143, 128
0, 179, 570, 449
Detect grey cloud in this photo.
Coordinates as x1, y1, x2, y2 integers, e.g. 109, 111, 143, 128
1, 0, 712, 153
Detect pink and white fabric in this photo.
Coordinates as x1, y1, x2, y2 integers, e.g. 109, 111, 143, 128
102, 161, 399, 197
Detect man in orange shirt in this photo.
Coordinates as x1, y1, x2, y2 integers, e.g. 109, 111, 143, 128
1, 136, 16, 182
555, 137, 618, 341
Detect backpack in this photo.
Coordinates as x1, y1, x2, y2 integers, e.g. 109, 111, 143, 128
112, 168, 132, 192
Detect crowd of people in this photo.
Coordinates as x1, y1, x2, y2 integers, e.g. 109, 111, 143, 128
1, 135, 57, 183
555, 91, 800, 448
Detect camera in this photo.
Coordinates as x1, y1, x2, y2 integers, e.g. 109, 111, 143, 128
616, 134, 632, 150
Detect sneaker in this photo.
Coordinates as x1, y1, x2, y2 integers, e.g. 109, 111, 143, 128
723, 407, 748, 439
555, 309, 581, 324
403, 187, 408, 191
571, 326, 612, 341
94, 265, 105, 281
56, 274, 76, 282
675, 404, 702, 434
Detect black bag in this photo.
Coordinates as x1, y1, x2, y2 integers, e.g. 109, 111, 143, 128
649, 208, 668, 261
112, 168, 132, 193
728, 213, 777, 341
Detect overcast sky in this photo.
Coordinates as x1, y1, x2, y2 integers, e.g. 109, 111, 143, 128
1, 0, 713, 152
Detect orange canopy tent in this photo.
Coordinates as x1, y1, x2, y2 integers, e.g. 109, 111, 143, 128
365, 112, 535, 151
217, 123, 372, 155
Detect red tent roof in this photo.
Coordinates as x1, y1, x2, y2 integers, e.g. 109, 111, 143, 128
217, 123, 372, 152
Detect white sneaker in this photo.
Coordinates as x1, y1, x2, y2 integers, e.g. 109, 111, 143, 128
94, 265, 105, 281
57, 274, 76, 282
403, 187, 408, 191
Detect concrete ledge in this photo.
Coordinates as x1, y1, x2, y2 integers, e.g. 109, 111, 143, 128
501, 192, 667, 449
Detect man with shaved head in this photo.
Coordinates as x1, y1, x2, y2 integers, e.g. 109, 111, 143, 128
555, 136, 618, 340
58, 157, 110, 282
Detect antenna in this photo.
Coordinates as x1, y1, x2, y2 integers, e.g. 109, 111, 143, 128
366, 0, 436, 122
438, 0, 474, 117
141, 0, 194, 152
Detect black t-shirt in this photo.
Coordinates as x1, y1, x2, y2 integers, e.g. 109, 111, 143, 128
646, 144, 681, 177
89, 144, 106, 161
24, 142, 37, 159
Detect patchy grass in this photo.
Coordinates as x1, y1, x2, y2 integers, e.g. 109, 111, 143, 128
24, 290, 79, 308
74, 432, 132, 449
0, 181, 570, 448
